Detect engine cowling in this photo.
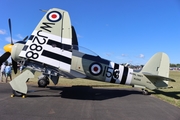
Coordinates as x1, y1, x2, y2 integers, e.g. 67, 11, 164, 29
11, 43, 25, 62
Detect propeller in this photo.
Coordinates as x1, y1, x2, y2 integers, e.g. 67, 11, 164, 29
0, 19, 28, 74
11, 58, 17, 74
0, 52, 11, 66
8, 19, 13, 45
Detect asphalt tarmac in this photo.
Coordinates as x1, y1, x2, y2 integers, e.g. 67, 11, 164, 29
0, 83, 180, 120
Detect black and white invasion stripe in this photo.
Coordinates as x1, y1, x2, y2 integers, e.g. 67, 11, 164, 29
105, 62, 133, 85
19, 30, 72, 72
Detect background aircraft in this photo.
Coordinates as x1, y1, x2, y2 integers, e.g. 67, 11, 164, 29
0, 8, 175, 98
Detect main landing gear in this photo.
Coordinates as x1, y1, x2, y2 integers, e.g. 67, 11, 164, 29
38, 75, 50, 87
142, 89, 149, 95
10, 90, 26, 98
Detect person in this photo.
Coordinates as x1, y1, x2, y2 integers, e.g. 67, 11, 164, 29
0, 63, 6, 82
20, 65, 23, 73
5, 63, 12, 83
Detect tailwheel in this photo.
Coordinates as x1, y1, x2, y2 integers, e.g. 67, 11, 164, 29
142, 89, 149, 95
22, 95, 26, 98
10, 94, 15, 98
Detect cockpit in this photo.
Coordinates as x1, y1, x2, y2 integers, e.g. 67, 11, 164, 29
72, 45, 100, 57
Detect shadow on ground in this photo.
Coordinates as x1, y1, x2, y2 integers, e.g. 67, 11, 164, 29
150, 90, 180, 99
26, 85, 143, 100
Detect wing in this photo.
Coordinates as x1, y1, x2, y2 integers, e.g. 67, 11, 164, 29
19, 8, 72, 72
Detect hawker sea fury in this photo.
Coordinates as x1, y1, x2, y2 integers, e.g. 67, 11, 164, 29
0, 8, 175, 98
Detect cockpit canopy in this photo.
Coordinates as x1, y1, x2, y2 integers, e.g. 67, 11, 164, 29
72, 45, 99, 57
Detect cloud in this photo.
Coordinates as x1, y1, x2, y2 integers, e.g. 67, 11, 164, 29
5, 37, 19, 43
105, 52, 113, 57
0, 49, 4, 56
139, 54, 145, 58
16, 34, 24, 39
5, 34, 25, 43
113, 54, 127, 60
105, 24, 109, 26
77, 34, 83, 38
121, 54, 127, 57
0, 48, 4, 52
116, 56, 124, 60
0, 29, 6, 34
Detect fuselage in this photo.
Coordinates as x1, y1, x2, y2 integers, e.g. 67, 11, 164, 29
71, 50, 157, 90
11, 43, 162, 90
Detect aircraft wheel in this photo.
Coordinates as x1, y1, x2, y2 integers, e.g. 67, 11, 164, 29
12, 90, 23, 97
38, 78, 49, 87
142, 89, 149, 95
11, 94, 15, 98
22, 95, 26, 98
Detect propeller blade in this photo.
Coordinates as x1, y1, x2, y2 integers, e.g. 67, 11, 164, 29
0, 52, 11, 66
11, 58, 17, 74
23, 36, 28, 41
8, 19, 13, 45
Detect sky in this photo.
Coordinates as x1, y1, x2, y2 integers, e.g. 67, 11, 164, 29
0, 0, 180, 65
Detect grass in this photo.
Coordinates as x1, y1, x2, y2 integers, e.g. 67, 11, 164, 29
11, 70, 180, 107
150, 71, 180, 107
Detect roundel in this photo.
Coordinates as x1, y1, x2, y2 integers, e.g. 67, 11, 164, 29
47, 11, 61, 22
89, 62, 102, 76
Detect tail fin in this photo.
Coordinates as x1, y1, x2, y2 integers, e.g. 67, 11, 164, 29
141, 52, 170, 77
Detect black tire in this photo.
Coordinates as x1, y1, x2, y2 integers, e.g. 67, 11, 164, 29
38, 78, 49, 87
12, 90, 23, 97
142, 89, 150, 95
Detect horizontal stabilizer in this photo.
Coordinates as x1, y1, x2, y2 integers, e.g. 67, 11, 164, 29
143, 72, 175, 82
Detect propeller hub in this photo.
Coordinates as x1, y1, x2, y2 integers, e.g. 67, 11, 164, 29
4, 44, 13, 53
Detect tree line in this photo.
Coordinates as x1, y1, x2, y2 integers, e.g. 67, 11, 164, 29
170, 64, 180, 67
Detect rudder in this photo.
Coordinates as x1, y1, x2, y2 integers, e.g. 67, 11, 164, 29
141, 52, 170, 78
